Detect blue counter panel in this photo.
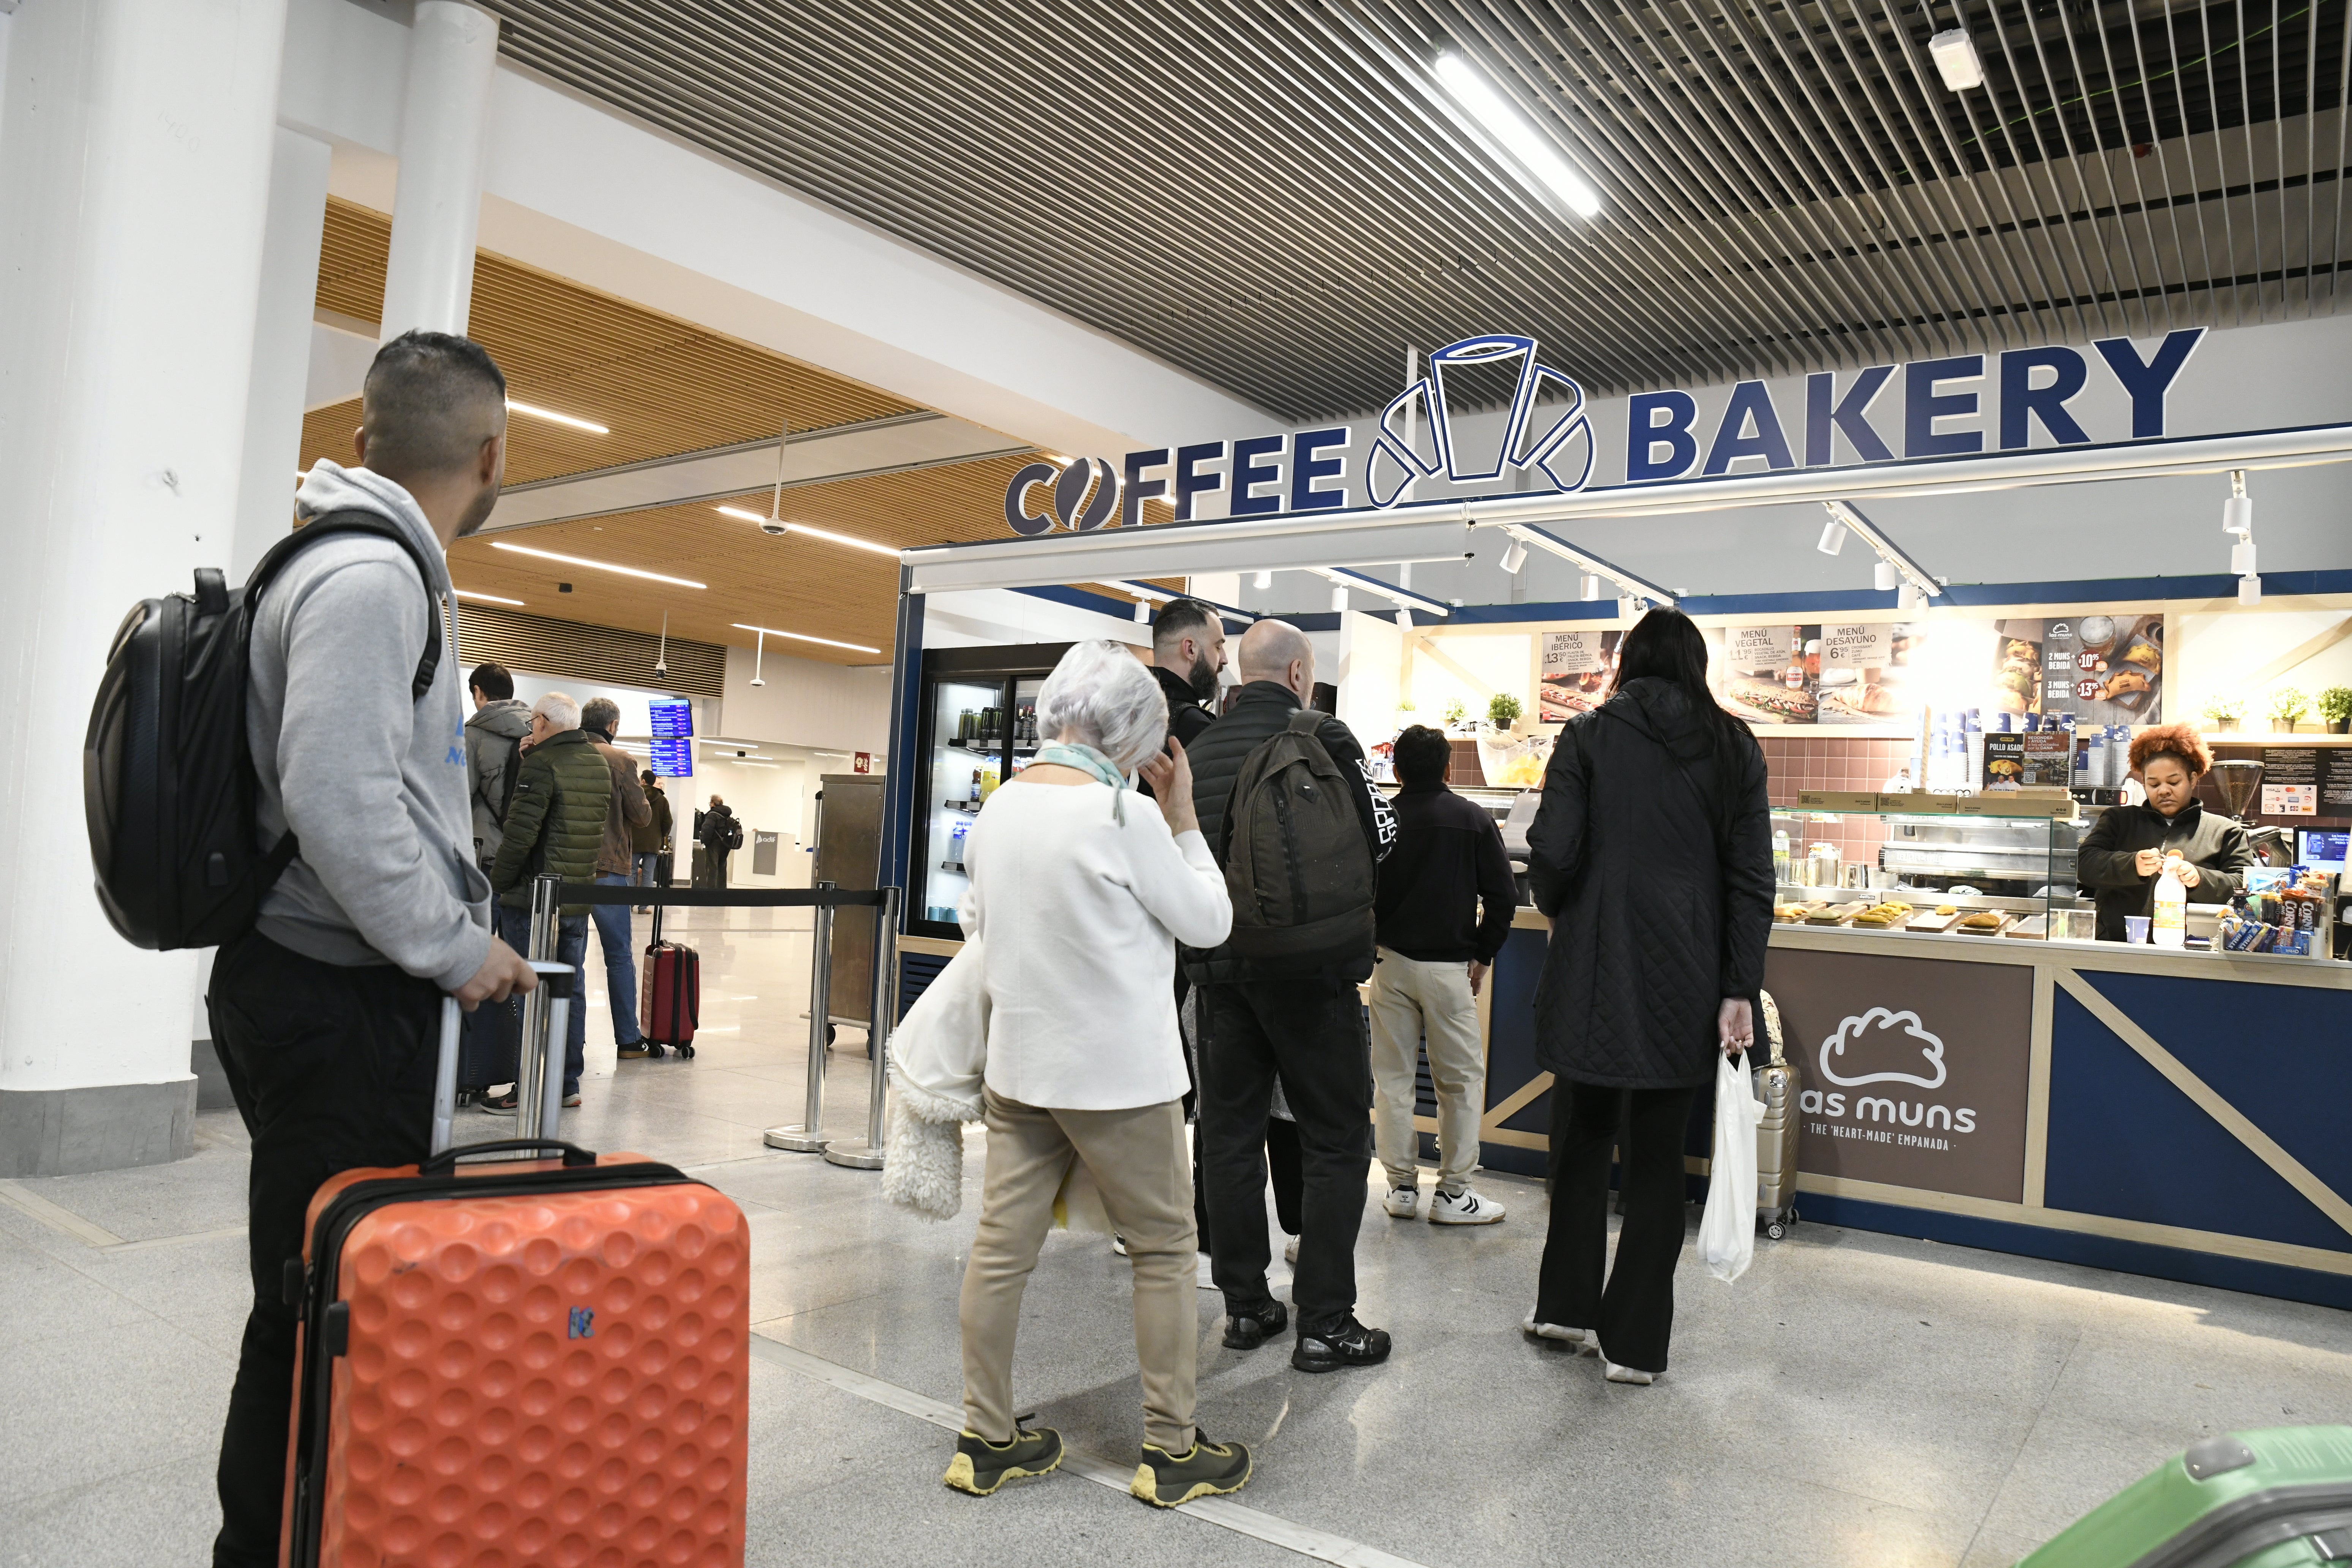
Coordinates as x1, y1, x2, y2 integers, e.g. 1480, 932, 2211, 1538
1799, 1192, 2352, 1312
2076, 969, 2352, 1207
2045, 989, 2349, 1254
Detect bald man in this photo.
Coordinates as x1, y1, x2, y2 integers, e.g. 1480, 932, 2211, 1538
1181, 618, 1396, 1376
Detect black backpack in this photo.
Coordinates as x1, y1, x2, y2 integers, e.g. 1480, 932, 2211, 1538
83, 511, 442, 951
1218, 709, 1377, 969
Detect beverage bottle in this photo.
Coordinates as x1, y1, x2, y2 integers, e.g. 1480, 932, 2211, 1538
1772, 827, 1790, 882
969, 769, 981, 803
1783, 631, 1805, 690
2153, 853, 2188, 948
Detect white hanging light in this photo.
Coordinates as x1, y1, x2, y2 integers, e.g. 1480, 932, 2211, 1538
1500, 538, 1529, 575
2223, 470, 2260, 603
1253, 569, 1272, 590
1874, 561, 1900, 592
749, 628, 766, 688
1581, 574, 1602, 601
1817, 520, 1848, 555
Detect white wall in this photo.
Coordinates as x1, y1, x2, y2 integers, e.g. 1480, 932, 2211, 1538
714, 645, 892, 754
922, 588, 1151, 651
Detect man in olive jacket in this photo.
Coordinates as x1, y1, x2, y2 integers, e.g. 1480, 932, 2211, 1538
486, 691, 612, 1105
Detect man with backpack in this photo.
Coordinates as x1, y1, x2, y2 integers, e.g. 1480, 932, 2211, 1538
205, 331, 536, 1567
464, 661, 530, 868
1184, 618, 1396, 1374
699, 794, 743, 888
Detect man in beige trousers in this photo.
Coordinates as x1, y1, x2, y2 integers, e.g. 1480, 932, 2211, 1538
1368, 726, 1517, 1225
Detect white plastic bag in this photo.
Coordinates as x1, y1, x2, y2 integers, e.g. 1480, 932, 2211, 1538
1699, 1049, 1766, 1282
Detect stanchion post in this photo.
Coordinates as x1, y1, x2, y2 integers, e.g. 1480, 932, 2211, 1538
765, 881, 836, 1152
517, 872, 561, 1140
822, 886, 899, 1171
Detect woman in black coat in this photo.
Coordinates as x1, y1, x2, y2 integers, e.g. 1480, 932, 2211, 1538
1523, 608, 1773, 1383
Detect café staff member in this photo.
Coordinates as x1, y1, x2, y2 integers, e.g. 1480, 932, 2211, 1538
2076, 724, 2254, 942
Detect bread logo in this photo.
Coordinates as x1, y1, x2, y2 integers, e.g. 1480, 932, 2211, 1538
1818, 1007, 1947, 1090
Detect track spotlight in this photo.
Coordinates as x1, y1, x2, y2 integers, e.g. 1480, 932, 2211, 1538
1875, 561, 1900, 592
1817, 521, 1848, 556
1897, 582, 1923, 610
1395, 607, 1413, 630
1581, 574, 1601, 602
1500, 538, 1529, 575
1253, 569, 1272, 590
2223, 471, 2260, 601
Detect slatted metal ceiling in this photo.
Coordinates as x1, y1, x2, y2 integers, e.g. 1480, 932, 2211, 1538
478, 0, 2350, 418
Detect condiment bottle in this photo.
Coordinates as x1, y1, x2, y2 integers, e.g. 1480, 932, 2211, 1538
2153, 853, 2188, 949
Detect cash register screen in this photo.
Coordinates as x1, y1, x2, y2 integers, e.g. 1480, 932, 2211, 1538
2298, 829, 2348, 872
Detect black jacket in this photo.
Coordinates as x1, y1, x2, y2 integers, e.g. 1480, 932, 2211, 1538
2077, 799, 2252, 941
1374, 783, 1517, 963
1527, 678, 1773, 1091
1140, 664, 1217, 804
698, 803, 741, 851
1182, 680, 1396, 983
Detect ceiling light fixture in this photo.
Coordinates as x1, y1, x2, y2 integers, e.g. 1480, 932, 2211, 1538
1927, 26, 1986, 91
717, 506, 899, 558
1817, 520, 1848, 555
653, 610, 669, 680
1818, 501, 1943, 602
1499, 538, 1529, 575
749, 628, 766, 688
452, 588, 524, 606
506, 398, 609, 435
1432, 53, 1603, 217
1305, 565, 1452, 618
1489, 524, 1675, 606
1253, 569, 1273, 591
730, 622, 882, 656
490, 542, 706, 589
2224, 469, 2260, 602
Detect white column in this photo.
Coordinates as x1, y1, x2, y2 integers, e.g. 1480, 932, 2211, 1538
0, 0, 289, 1174
378, 0, 498, 341
232, 125, 333, 583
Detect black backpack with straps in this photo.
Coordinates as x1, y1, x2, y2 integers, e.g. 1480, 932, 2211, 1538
83, 510, 443, 951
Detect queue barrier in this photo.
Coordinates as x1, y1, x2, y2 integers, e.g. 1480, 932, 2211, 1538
548, 877, 903, 1170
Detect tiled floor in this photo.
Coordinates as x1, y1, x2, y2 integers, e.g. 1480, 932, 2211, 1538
6, 905, 2351, 1567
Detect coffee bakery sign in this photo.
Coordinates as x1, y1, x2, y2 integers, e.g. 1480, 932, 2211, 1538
1003, 328, 2208, 536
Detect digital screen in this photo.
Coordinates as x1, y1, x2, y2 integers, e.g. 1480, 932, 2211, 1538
648, 699, 694, 738
2299, 829, 2348, 871
649, 737, 694, 777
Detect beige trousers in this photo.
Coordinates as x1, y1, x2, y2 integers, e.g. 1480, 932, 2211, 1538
1367, 948, 1487, 1195
959, 1088, 1197, 1453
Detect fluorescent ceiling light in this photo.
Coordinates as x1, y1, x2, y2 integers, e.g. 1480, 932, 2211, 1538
1927, 28, 1985, 90
506, 398, 609, 435
490, 542, 706, 589
730, 622, 881, 656
1432, 54, 1602, 217
716, 505, 899, 557
453, 588, 524, 606
1093, 580, 1176, 602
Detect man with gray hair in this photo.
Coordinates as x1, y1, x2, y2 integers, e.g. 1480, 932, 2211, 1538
578, 696, 652, 1058
207, 330, 536, 1565
485, 690, 612, 1110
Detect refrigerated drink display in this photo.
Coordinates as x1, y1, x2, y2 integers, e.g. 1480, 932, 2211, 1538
908, 645, 1082, 935
923, 678, 999, 925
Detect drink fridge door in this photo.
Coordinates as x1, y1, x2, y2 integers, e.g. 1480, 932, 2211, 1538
922, 677, 1004, 927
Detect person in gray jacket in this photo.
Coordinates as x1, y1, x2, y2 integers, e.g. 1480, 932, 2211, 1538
464, 660, 531, 867
205, 331, 536, 1568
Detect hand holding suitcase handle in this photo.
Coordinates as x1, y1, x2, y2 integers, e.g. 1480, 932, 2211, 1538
419, 1138, 599, 1174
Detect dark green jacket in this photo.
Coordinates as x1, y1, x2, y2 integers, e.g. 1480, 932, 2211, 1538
2077, 798, 2253, 941
489, 727, 612, 914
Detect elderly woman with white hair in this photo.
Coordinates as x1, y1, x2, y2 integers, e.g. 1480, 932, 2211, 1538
942, 639, 1247, 1507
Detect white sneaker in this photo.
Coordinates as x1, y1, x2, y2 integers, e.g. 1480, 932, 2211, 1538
1429, 1187, 1505, 1225
1598, 1346, 1655, 1385
1282, 1236, 1299, 1265
1382, 1185, 1419, 1219
1521, 1316, 1594, 1353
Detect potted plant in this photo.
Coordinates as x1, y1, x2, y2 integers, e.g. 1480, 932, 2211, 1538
2321, 686, 2352, 735
2268, 686, 2309, 734
1486, 692, 1525, 733
1441, 697, 1468, 734
2200, 694, 2245, 732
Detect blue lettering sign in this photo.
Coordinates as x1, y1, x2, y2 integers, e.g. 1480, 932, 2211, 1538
1290, 427, 1348, 511
1229, 434, 1285, 516
1120, 448, 1169, 527
1626, 390, 1699, 482
1805, 366, 1895, 465
1702, 380, 1796, 474
1002, 461, 1057, 536
1905, 356, 1985, 458
1998, 347, 2090, 449
2094, 328, 2204, 438
1173, 441, 1226, 522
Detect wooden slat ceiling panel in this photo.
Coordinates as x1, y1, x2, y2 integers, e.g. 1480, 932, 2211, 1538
300, 200, 923, 486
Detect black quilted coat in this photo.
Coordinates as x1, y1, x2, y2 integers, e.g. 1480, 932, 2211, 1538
1526, 678, 1774, 1090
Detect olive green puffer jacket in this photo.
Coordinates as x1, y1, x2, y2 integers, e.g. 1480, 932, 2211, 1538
489, 727, 613, 914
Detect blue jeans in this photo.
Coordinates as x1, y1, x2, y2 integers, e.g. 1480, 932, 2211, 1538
631, 852, 661, 889
496, 905, 588, 1094
593, 872, 643, 1046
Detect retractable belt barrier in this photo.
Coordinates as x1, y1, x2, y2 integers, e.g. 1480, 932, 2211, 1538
548, 879, 904, 1170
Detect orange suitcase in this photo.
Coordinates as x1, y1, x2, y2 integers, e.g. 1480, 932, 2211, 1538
280, 986, 749, 1568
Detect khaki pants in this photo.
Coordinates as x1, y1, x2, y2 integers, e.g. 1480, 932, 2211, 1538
960, 1089, 1197, 1453
1367, 948, 1486, 1195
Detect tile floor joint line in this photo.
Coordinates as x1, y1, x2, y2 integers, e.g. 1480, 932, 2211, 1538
746, 1334, 1431, 1568
100, 1224, 249, 1254
0, 1179, 126, 1247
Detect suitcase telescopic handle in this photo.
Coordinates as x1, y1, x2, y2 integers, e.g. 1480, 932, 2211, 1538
420, 1138, 599, 1174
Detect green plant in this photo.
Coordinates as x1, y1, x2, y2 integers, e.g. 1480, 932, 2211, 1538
2200, 693, 2246, 723
2269, 686, 2309, 724
1486, 692, 1524, 730
1397, 697, 1416, 711
1442, 697, 1467, 727
2320, 687, 2352, 724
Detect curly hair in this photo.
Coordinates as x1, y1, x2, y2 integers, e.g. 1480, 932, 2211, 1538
2128, 722, 2211, 777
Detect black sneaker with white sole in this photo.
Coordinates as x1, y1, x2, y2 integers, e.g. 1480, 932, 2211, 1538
1131, 1432, 1252, 1507
1291, 1313, 1391, 1373
1222, 1298, 1287, 1350
942, 1423, 1063, 1495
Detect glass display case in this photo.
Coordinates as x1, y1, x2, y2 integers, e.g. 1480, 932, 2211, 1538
909, 643, 1072, 938
1771, 802, 2090, 940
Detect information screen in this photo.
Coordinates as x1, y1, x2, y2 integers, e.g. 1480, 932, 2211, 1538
649, 737, 694, 777
2298, 829, 2348, 871
648, 699, 694, 738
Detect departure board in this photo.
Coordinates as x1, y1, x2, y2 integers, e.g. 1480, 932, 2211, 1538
649, 698, 694, 738
649, 737, 694, 777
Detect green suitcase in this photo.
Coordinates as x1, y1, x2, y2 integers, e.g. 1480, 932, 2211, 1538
2022, 1427, 2352, 1568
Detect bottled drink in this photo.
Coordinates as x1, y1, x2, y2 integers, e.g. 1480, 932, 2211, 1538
1783, 631, 1805, 690
969, 769, 982, 803
1772, 828, 1790, 883
2153, 854, 2188, 948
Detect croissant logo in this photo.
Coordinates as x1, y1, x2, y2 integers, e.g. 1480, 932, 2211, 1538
1003, 456, 1120, 537
1817, 1007, 1948, 1090
1368, 334, 1595, 505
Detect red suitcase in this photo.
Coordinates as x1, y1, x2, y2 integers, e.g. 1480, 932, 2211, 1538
281, 985, 748, 1567
639, 906, 700, 1059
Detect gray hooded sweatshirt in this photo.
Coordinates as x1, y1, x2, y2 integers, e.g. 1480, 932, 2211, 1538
247, 462, 493, 991
465, 697, 532, 863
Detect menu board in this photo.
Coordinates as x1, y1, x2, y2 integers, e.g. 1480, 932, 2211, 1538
1538, 629, 1620, 722
1720, 624, 1819, 724
1994, 615, 2163, 724
2324, 752, 2352, 817
2261, 747, 2320, 816
1815, 621, 1916, 724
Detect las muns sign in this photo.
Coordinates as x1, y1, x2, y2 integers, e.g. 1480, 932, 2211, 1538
1005, 326, 2222, 535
